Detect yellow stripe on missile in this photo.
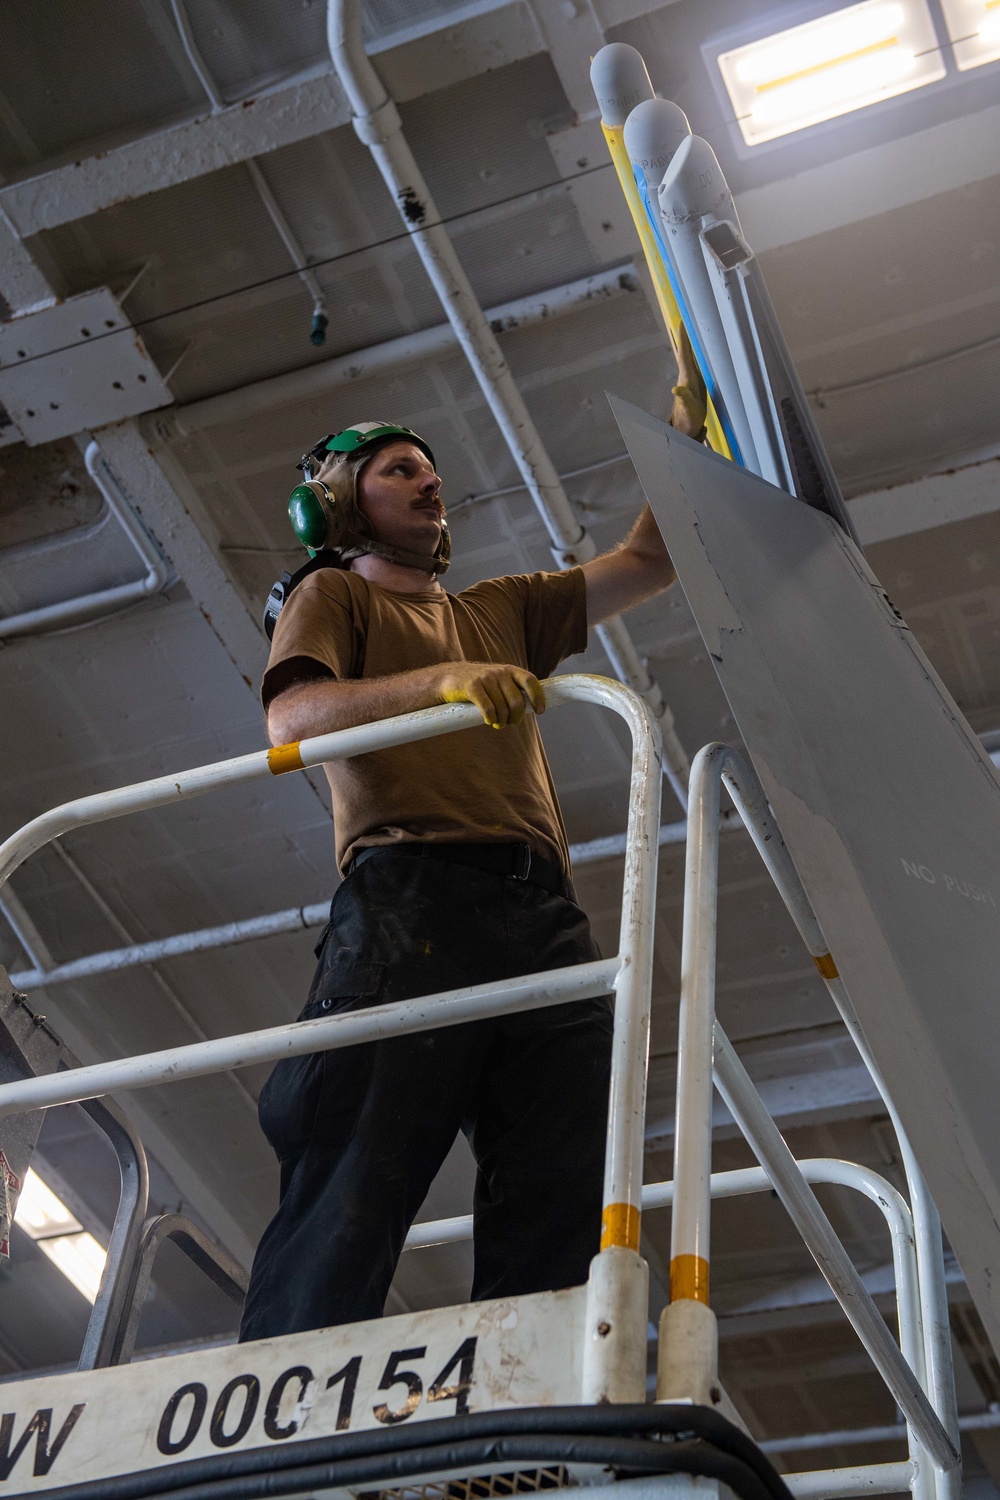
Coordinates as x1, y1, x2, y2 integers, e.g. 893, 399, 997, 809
600, 121, 732, 462
267, 742, 305, 775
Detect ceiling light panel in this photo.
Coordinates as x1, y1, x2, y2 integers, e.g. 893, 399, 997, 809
13, 1167, 107, 1304
938, 0, 1000, 68
718, 1, 946, 146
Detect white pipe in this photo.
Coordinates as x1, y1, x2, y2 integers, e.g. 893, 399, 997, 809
169, 266, 641, 435
765, 1410, 1000, 1456
0, 887, 55, 972
0, 956, 619, 1117
599, 672, 662, 1243
9, 901, 331, 991
669, 743, 721, 1302
0, 676, 606, 890
713, 1026, 957, 1474
0, 441, 170, 639
326, 0, 690, 806
5, 816, 743, 993
785, 1461, 915, 1499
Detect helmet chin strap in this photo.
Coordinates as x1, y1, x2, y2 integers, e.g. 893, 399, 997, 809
343, 530, 447, 575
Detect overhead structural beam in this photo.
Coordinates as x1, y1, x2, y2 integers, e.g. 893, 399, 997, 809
3, 11, 994, 258
740, 103, 1000, 255
164, 263, 642, 436
92, 419, 266, 689
850, 454, 1000, 547
0, 1, 540, 238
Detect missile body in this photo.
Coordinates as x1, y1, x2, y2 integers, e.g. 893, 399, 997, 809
659, 136, 855, 534
623, 100, 742, 465
591, 44, 855, 539
656, 135, 766, 479
589, 45, 732, 460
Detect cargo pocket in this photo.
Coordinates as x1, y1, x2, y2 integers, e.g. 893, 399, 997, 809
258, 951, 384, 1163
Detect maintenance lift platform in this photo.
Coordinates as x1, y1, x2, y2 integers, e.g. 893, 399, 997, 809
0, 675, 962, 1500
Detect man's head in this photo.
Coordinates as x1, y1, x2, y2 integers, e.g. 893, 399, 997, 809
288, 421, 450, 574
319, 438, 444, 567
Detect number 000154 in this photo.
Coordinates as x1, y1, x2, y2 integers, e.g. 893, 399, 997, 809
155, 1338, 479, 1457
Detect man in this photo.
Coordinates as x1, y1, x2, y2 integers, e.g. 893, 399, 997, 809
240, 392, 693, 1343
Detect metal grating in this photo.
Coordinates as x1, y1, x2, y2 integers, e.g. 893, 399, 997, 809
363, 1464, 576, 1500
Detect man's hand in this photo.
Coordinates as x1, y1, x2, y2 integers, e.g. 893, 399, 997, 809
266, 660, 545, 745
437, 663, 545, 728
670, 322, 708, 440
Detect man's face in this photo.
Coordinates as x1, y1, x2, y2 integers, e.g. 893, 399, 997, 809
352, 440, 444, 560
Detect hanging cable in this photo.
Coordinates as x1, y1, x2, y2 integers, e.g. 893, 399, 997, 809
169, 0, 327, 346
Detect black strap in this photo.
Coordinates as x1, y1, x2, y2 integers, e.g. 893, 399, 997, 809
350, 842, 573, 900
262, 551, 341, 640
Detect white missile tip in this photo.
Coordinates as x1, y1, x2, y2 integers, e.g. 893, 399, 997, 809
622, 97, 692, 190
657, 134, 733, 222
590, 43, 654, 128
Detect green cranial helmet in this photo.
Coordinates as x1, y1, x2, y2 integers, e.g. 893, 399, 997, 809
324, 421, 435, 466
286, 420, 449, 574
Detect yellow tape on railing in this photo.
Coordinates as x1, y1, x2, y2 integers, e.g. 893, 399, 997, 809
813, 952, 839, 980
601, 122, 732, 462
601, 1201, 641, 1252
267, 742, 305, 775
670, 1253, 710, 1303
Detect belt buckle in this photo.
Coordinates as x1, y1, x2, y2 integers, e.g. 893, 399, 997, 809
512, 844, 532, 881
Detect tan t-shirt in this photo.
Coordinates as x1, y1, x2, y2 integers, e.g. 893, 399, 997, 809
262, 567, 587, 875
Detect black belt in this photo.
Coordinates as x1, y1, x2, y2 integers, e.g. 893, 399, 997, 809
349, 841, 574, 900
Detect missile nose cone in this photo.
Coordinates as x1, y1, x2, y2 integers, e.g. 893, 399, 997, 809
622, 97, 692, 195
657, 134, 733, 224
590, 43, 654, 128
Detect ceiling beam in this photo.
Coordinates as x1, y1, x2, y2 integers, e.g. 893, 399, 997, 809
96, 418, 264, 691
0, 2, 539, 238
164, 263, 641, 436
4, 0, 992, 265
849, 455, 1000, 547
0, 209, 53, 310
645, 1029, 885, 1146
740, 104, 1000, 255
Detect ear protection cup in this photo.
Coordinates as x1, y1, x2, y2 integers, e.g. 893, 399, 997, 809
288, 479, 351, 554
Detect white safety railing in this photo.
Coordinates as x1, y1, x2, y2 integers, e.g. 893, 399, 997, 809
666, 744, 960, 1500
0, 686, 964, 1500
0, 673, 662, 1404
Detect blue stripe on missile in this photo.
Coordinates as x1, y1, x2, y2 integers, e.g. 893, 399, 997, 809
634, 167, 744, 467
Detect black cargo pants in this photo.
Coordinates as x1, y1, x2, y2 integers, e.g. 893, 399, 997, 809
239, 848, 613, 1341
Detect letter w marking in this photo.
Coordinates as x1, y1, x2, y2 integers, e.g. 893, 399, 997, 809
0, 1405, 86, 1479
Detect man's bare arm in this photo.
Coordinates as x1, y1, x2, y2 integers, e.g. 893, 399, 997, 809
267, 660, 546, 745
581, 504, 676, 626
581, 321, 704, 625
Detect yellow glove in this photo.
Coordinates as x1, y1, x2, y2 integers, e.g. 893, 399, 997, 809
670, 322, 708, 442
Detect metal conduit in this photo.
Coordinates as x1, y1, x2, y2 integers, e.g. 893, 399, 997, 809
326, 0, 690, 807
167, 265, 641, 435
4, 816, 746, 992
0, 440, 171, 638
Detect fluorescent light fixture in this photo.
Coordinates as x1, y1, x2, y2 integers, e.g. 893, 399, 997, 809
718, 1, 946, 145
13, 1168, 107, 1304
938, 0, 1000, 68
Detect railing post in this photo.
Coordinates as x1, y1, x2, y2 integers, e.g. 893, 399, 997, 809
581, 679, 663, 1403
657, 744, 724, 1404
